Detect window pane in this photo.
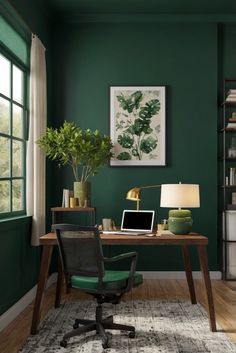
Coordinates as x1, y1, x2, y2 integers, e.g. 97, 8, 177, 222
12, 179, 23, 211
0, 54, 10, 97
0, 97, 10, 134
0, 180, 10, 213
13, 104, 23, 138
0, 136, 10, 177
13, 65, 23, 104
12, 140, 23, 177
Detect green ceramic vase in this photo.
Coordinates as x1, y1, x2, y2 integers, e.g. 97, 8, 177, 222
168, 209, 193, 234
74, 181, 91, 207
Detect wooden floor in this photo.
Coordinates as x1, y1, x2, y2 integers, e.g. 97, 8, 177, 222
1, 279, 236, 353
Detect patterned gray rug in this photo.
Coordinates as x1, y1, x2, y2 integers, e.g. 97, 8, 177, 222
20, 300, 236, 353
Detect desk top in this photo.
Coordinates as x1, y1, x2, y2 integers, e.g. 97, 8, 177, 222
40, 232, 208, 246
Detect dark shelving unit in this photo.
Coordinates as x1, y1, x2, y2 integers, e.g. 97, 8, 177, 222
219, 78, 236, 280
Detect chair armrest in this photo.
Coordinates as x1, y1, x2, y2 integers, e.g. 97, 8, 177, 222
103, 252, 137, 263
104, 252, 138, 292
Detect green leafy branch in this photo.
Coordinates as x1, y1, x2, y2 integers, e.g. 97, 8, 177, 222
37, 121, 113, 182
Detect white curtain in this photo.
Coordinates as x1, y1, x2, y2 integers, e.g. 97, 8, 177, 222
27, 34, 47, 246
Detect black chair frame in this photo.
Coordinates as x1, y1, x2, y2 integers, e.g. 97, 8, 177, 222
53, 224, 140, 349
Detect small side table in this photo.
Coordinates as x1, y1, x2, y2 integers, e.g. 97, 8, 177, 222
51, 207, 96, 226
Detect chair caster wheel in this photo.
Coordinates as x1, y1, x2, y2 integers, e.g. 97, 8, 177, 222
60, 340, 68, 348
73, 323, 79, 329
129, 331, 135, 338
102, 340, 110, 349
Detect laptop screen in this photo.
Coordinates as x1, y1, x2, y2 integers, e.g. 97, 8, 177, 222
121, 210, 155, 232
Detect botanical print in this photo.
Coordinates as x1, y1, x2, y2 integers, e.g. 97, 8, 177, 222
110, 86, 166, 166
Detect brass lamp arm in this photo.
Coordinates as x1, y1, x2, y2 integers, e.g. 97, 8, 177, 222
139, 184, 161, 190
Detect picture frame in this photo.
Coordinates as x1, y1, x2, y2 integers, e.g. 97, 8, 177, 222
110, 86, 166, 166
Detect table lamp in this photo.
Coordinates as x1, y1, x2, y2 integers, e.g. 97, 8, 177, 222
126, 185, 161, 210
160, 183, 200, 234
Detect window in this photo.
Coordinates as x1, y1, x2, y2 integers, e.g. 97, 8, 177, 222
0, 50, 28, 217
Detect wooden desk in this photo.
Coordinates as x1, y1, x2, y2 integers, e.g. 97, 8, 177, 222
31, 232, 216, 334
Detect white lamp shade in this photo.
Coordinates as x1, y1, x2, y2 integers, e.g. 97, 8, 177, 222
160, 184, 200, 208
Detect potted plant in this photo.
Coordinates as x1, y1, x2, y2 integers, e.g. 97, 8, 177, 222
37, 121, 113, 206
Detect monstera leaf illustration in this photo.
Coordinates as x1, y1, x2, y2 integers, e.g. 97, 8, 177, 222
140, 136, 158, 154
139, 99, 160, 120
117, 152, 132, 160
117, 91, 143, 113
117, 133, 134, 148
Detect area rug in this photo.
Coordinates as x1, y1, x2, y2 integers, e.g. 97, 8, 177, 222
20, 300, 236, 353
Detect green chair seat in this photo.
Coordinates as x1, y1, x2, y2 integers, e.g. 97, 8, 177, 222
71, 270, 143, 291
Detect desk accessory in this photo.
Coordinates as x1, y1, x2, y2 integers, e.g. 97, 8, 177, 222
102, 218, 116, 231
160, 183, 200, 234
126, 184, 160, 210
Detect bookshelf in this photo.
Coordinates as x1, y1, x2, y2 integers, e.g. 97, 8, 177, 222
220, 78, 236, 280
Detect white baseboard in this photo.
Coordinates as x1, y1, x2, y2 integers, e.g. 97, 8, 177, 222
0, 271, 221, 332
0, 273, 57, 332
140, 271, 222, 279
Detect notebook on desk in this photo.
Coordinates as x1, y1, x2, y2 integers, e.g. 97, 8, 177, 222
102, 210, 155, 235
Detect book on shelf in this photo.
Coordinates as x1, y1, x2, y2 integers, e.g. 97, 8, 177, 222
226, 96, 236, 102
229, 167, 236, 185
227, 89, 236, 95
226, 90, 236, 102
226, 122, 236, 129
232, 192, 236, 205
62, 189, 74, 208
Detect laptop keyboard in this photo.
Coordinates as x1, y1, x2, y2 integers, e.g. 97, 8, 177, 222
101, 231, 148, 235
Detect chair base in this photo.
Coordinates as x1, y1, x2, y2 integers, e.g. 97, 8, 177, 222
60, 303, 135, 349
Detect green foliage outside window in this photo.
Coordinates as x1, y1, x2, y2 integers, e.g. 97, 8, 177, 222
0, 52, 26, 216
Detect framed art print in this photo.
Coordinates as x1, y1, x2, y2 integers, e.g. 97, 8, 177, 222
110, 86, 166, 166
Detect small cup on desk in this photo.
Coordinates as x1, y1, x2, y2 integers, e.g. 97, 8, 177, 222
158, 224, 165, 231
102, 218, 113, 231
69, 197, 78, 208
156, 223, 164, 235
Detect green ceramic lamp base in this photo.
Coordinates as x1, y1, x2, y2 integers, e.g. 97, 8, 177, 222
168, 209, 193, 234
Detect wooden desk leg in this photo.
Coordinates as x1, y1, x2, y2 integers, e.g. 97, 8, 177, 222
55, 257, 63, 308
198, 245, 217, 332
181, 245, 197, 304
31, 245, 53, 335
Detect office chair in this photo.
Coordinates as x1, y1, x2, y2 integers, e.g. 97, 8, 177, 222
53, 224, 143, 349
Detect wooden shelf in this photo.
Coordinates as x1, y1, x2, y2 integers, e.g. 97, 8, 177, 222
224, 157, 236, 161
221, 101, 236, 106
221, 185, 236, 189
51, 206, 95, 212
226, 204, 236, 210
51, 206, 96, 226
220, 128, 236, 132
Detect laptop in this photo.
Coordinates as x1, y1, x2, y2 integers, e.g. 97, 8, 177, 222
102, 210, 155, 235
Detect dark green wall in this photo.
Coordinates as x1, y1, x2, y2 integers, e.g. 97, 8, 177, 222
0, 217, 40, 314
1, 1, 236, 316
0, 0, 51, 315
51, 22, 218, 270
